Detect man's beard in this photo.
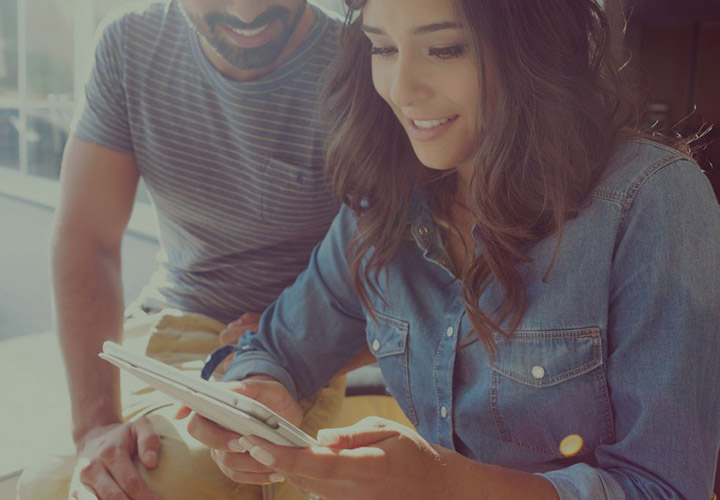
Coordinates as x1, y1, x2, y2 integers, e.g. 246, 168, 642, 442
195, 3, 307, 70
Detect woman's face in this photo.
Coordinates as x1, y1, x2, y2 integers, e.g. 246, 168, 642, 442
362, 0, 480, 177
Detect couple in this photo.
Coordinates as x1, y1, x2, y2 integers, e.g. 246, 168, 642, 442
31, 0, 720, 499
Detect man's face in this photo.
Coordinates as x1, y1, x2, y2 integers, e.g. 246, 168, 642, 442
180, 0, 308, 70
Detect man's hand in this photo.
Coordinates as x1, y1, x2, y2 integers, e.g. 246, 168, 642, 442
71, 417, 161, 500
180, 377, 302, 485
219, 312, 262, 345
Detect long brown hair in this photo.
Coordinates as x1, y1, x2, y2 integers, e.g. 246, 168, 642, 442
322, 0, 641, 356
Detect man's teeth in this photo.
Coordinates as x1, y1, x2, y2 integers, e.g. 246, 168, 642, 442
230, 24, 268, 37
413, 117, 452, 129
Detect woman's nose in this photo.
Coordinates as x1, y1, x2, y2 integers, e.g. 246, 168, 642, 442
389, 57, 432, 108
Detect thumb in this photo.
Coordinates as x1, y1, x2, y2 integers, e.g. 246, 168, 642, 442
228, 379, 302, 425
317, 417, 402, 449
132, 416, 161, 469
239, 311, 262, 325
231, 379, 288, 408
218, 327, 244, 345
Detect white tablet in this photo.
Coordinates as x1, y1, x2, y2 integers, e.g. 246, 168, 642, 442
100, 341, 317, 447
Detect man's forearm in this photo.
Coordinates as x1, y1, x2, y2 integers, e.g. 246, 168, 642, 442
52, 234, 126, 444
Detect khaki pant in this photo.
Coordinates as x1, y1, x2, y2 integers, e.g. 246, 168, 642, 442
17, 309, 410, 500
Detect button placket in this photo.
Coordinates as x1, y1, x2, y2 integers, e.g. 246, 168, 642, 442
433, 309, 462, 449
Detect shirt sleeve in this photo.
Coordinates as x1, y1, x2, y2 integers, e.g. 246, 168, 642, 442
223, 204, 368, 400
71, 14, 134, 153
539, 158, 720, 499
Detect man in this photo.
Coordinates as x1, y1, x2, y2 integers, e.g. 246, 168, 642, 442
17, 1, 359, 499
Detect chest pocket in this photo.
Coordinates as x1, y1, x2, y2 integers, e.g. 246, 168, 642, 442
490, 327, 614, 457
261, 157, 335, 228
366, 312, 419, 426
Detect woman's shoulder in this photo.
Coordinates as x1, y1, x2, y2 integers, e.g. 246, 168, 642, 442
591, 139, 710, 207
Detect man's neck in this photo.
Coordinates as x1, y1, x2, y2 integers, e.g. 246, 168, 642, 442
199, 5, 315, 83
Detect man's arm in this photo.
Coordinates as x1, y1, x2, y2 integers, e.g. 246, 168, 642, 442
52, 138, 161, 500
52, 137, 139, 441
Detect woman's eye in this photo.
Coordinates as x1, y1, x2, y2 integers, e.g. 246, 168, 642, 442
369, 46, 398, 57
428, 44, 467, 60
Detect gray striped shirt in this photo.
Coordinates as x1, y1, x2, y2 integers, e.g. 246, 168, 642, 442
73, 0, 340, 323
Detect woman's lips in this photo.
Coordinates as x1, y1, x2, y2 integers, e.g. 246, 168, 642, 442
406, 115, 459, 141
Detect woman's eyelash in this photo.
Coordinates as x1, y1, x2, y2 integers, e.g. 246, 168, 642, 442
369, 44, 467, 59
428, 44, 467, 59
369, 46, 397, 57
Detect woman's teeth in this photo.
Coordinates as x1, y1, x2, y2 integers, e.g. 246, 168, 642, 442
412, 117, 452, 129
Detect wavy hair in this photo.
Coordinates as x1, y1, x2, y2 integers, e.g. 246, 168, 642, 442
322, 0, 642, 356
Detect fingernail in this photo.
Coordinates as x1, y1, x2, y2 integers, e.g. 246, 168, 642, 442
228, 439, 246, 452
238, 436, 252, 451
143, 451, 158, 466
269, 473, 285, 483
249, 446, 276, 466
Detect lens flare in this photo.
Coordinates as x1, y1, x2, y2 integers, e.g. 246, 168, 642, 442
559, 434, 583, 457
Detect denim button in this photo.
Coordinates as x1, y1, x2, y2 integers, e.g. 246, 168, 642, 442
372, 340, 381, 351
418, 225, 429, 236
440, 406, 448, 418
446, 326, 454, 337
531, 365, 546, 379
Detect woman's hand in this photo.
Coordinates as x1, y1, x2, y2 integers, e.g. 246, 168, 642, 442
179, 377, 303, 485
236, 417, 458, 500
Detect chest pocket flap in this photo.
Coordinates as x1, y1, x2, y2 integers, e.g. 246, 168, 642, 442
367, 312, 409, 358
491, 327, 603, 388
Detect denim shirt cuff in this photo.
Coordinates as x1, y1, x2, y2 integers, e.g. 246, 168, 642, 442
536, 463, 626, 500
221, 351, 299, 401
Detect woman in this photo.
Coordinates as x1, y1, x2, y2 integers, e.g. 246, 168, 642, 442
187, 0, 720, 498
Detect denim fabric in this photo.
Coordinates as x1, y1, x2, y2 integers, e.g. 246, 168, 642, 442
224, 140, 720, 500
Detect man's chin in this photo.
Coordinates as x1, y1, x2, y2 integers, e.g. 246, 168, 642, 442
215, 44, 285, 71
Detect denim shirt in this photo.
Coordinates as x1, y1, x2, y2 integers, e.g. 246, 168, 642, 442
224, 140, 720, 500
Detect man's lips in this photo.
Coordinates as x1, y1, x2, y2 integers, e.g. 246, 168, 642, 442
218, 18, 282, 48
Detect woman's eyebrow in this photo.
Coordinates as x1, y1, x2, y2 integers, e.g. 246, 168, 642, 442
362, 21, 461, 36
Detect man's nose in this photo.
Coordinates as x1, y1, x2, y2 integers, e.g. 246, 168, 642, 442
224, 0, 271, 24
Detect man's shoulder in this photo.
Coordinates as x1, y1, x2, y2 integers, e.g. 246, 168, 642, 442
311, 1, 345, 24
308, 3, 341, 47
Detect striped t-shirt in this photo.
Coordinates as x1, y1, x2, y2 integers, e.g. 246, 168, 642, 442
73, 0, 341, 323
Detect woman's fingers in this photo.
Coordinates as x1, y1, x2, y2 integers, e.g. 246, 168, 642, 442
210, 448, 274, 473
317, 417, 402, 449
240, 436, 384, 480
210, 449, 284, 485
186, 413, 242, 450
